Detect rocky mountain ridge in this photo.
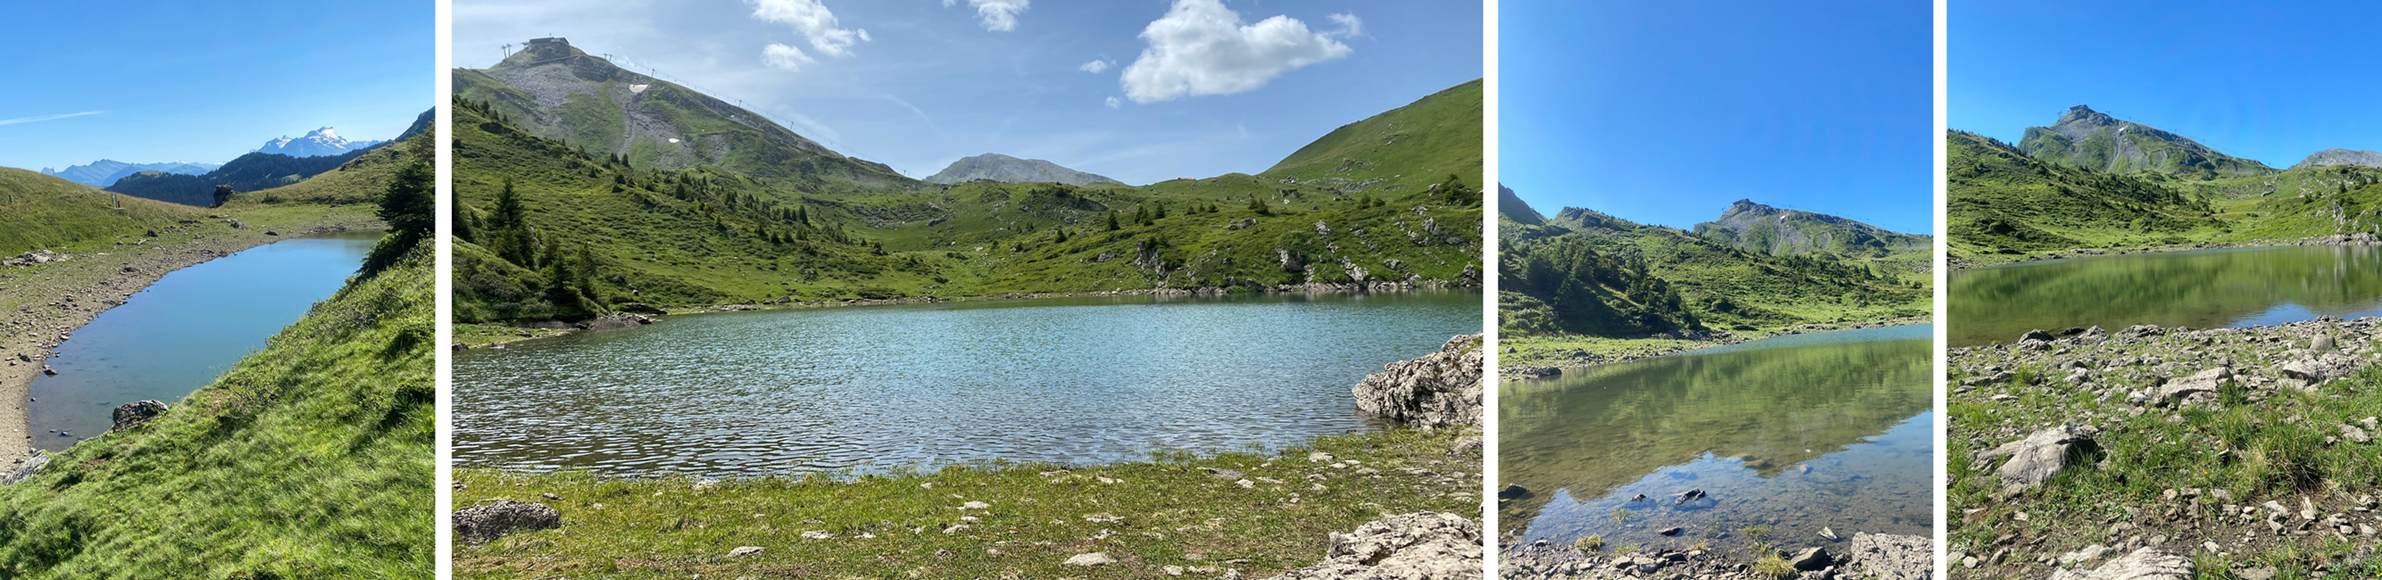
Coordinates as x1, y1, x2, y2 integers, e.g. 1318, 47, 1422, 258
924, 153, 1121, 186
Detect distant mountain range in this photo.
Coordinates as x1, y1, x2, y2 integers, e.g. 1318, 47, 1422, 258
256, 127, 381, 158
925, 153, 1121, 186
105, 109, 432, 206
40, 160, 220, 187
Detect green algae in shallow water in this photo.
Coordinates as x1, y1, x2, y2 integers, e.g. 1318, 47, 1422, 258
1950, 245, 2382, 347
1498, 325, 1932, 556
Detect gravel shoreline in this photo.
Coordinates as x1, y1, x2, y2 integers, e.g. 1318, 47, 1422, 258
0, 210, 379, 464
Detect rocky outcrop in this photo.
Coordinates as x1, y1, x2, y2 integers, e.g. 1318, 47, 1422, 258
4, 250, 69, 267
2048, 548, 2192, 580
1976, 423, 2099, 495
578, 312, 655, 331
1354, 335, 1483, 429
1, 452, 47, 485
112, 400, 167, 431
1260, 512, 1480, 580
453, 500, 562, 544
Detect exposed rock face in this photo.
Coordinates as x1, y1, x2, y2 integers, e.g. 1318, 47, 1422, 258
578, 312, 655, 331
1, 452, 48, 486
1977, 423, 2099, 494
1259, 512, 1480, 580
1691, 198, 1929, 256
453, 500, 562, 544
1846, 533, 1932, 580
111, 400, 168, 431
1354, 335, 1483, 429
2018, 105, 2273, 178
2048, 548, 2192, 580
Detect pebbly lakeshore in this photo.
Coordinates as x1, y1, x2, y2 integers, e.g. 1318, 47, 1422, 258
1949, 318, 2382, 579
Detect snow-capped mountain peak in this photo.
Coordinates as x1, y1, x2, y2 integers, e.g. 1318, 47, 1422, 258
255, 126, 379, 158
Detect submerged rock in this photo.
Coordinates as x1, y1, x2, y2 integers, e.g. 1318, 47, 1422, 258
111, 400, 167, 431
1353, 334, 1484, 429
453, 500, 561, 544
1259, 512, 1481, 580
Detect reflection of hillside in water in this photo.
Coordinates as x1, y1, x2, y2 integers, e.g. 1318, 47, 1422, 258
1497, 326, 1931, 534
1952, 245, 2382, 347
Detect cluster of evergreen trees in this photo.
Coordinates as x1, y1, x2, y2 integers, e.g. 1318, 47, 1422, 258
1499, 238, 1699, 336
455, 180, 605, 320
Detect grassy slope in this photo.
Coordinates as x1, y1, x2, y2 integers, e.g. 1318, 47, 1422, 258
2193, 164, 2382, 241
455, 79, 1486, 321
0, 238, 432, 578
0, 170, 205, 256
223, 138, 429, 208
1948, 130, 2226, 260
455, 427, 1479, 580
1259, 79, 1484, 195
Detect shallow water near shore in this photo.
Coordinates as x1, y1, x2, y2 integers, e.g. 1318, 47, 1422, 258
454, 290, 1482, 478
1951, 245, 2382, 347
27, 232, 379, 450
1499, 324, 1932, 555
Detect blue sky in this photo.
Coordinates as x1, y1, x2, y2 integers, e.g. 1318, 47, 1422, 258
455, 0, 1482, 185
0, 1, 432, 173
1954, 1, 2382, 167
1501, 0, 1931, 234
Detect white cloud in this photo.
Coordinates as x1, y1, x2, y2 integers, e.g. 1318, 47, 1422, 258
761, 43, 815, 71
1327, 13, 1363, 38
944, 0, 1028, 32
1079, 59, 1111, 74
0, 111, 104, 126
1105, 96, 1122, 109
747, 0, 867, 57
1120, 0, 1353, 104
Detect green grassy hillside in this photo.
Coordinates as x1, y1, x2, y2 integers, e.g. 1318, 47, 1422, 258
0, 169, 204, 256
222, 135, 434, 208
0, 231, 432, 578
1948, 130, 2225, 259
1951, 129, 2382, 261
1260, 79, 1484, 195
1499, 203, 1928, 339
454, 77, 1486, 323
